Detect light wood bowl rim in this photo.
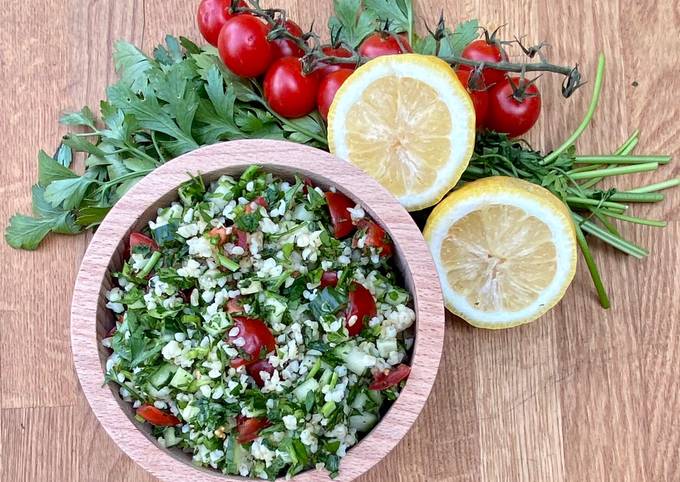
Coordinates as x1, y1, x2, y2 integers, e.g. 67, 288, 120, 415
70, 139, 445, 482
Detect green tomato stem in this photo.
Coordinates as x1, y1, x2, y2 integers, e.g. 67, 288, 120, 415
543, 53, 606, 164
573, 219, 610, 309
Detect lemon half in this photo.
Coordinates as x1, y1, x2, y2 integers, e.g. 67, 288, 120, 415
327, 54, 476, 211
424, 177, 578, 328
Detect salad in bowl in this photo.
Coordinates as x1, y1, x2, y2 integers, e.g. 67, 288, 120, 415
102, 166, 416, 479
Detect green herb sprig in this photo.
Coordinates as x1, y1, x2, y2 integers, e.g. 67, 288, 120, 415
5, 36, 327, 250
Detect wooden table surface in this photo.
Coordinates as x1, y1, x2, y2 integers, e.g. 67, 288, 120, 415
1, 1, 678, 481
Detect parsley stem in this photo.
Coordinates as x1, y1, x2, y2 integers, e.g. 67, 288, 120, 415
627, 178, 680, 194
543, 53, 606, 164
599, 210, 667, 227
590, 208, 621, 237
98, 169, 154, 189
572, 213, 648, 257
613, 130, 640, 155
138, 251, 161, 278
607, 192, 664, 203
573, 220, 610, 308
565, 196, 628, 211
573, 155, 671, 164
570, 162, 659, 180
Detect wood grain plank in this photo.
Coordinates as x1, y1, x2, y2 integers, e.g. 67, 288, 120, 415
0, 406, 79, 482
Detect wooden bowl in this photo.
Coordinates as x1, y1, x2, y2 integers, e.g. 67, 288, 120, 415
71, 140, 445, 482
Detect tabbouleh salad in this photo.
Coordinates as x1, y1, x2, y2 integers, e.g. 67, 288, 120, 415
103, 166, 416, 479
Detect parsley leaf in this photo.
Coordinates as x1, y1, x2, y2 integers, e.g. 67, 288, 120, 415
364, 0, 413, 33
235, 210, 262, 232
328, 0, 375, 48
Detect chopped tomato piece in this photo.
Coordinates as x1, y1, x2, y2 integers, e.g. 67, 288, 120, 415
246, 359, 275, 387
227, 317, 276, 368
353, 219, 393, 257
232, 227, 248, 249
369, 364, 411, 390
236, 416, 271, 444
245, 196, 268, 213
345, 282, 376, 336
136, 404, 181, 426
302, 177, 314, 194
325, 191, 355, 238
320, 271, 338, 288
208, 226, 228, 246
225, 297, 243, 314
129, 232, 158, 255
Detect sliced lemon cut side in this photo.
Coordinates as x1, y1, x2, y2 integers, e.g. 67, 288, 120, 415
327, 54, 476, 211
424, 177, 578, 328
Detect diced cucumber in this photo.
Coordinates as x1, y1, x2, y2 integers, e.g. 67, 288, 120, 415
163, 427, 180, 448
318, 369, 332, 387
351, 392, 369, 411
334, 344, 377, 375
149, 363, 177, 388
260, 291, 287, 324
180, 401, 199, 421
233, 437, 248, 467
170, 367, 194, 390
367, 389, 383, 407
293, 378, 319, 403
349, 413, 378, 433
385, 288, 409, 306
238, 279, 262, 295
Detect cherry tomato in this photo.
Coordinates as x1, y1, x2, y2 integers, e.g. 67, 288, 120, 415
485, 77, 542, 138
246, 359, 275, 387
455, 69, 489, 129
345, 282, 376, 336
237, 416, 271, 444
316, 45, 354, 77
227, 317, 276, 367
353, 219, 393, 257
459, 39, 507, 87
358, 33, 412, 59
196, 0, 247, 47
218, 15, 272, 78
263, 57, 320, 118
369, 364, 411, 390
320, 271, 339, 288
136, 404, 181, 426
317, 68, 353, 120
325, 191, 355, 238
270, 19, 305, 60
129, 232, 158, 255
225, 297, 243, 314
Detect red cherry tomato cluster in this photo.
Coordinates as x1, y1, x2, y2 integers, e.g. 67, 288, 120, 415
456, 38, 542, 138
197, 0, 361, 120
